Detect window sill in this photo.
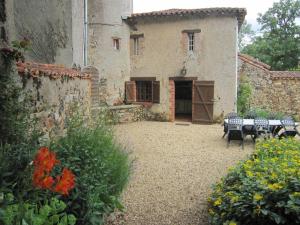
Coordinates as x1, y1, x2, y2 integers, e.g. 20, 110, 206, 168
133, 102, 154, 108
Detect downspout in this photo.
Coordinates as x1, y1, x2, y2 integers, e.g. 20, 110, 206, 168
83, 0, 88, 66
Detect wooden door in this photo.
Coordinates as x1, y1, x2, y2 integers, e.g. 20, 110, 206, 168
192, 81, 214, 124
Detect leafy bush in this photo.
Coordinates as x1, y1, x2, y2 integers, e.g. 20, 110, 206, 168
0, 41, 78, 224
50, 112, 130, 225
243, 108, 285, 120
237, 75, 252, 116
0, 40, 42, 202
0, 194, 76, 225
208, 138, 300, 225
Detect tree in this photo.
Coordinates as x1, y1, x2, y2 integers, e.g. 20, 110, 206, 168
238, 20, 255, 51
242, 0, 300, 70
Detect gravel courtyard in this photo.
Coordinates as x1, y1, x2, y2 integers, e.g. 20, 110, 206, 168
111, 121, 254, 225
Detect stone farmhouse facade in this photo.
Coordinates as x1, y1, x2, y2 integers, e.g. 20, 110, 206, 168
3, 0, 247, 123
126, 8, 246, 123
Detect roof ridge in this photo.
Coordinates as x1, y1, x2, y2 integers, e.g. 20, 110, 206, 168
130, 7, 247, 29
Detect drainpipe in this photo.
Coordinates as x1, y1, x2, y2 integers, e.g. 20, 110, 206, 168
83, 0, 88, 66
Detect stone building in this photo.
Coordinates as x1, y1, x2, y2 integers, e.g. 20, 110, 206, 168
238, 53, 300, 118
126, 8, 246, 123
3, 1, 248, 123
3, 0, 85, 66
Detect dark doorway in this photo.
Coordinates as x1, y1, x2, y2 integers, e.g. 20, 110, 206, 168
175, 81, 192, 121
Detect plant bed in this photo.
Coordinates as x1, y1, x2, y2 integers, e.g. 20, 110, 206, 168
208, 138, 300, 225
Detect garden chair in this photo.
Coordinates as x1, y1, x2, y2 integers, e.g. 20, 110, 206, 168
278, 118, 299, 138
222, 112, 238, 138
254, 117, 271, 141
227, 117, 244, 149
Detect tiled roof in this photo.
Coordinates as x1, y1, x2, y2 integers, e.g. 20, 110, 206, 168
16, 62, 91, 79
238, 53, 271, 71
271, 71, 300, 79
131, 8, 247, 28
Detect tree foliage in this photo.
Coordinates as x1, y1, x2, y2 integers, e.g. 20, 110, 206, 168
238, 20, 255, 51
242, 0, 300, 70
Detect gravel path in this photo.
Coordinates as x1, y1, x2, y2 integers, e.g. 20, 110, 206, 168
110, 121, 253, 225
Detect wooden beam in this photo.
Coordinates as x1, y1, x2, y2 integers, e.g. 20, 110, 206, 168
169, 77, 198, 81
130, 77, 156, 81
130, 34, 144, 39
182, 29, 201, 33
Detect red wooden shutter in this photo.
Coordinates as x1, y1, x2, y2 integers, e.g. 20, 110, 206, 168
152, 81, 160, 103
125, 81, 136, 103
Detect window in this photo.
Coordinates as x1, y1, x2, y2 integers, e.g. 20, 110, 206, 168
125, 79, 160, 103
188, 33, 194, 52
113, 38, 120, 50
133, 37, 139, 55
136, 81, 152, 102
130, 34, 144, 55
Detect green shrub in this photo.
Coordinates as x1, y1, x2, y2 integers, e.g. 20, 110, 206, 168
243, 108, 285, 120
50, 112, 130, 225
0, 194, 76, 225
208, 138, 300, 225
0, 41, 42, 201
237, 75, 252, 116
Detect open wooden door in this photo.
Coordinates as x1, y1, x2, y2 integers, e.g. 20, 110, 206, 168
192, 81, 214, 124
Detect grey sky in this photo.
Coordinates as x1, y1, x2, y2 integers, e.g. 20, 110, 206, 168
133, 0, 281, 30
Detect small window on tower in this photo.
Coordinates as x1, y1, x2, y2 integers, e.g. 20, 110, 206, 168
113, 38, 120, 50
133, 38, 139, 55
188, 33, 194, 52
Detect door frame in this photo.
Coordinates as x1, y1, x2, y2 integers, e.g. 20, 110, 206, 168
169, 77, 198, 122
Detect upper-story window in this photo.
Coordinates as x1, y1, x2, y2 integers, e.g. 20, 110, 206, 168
133, 38, 139, 55
188, 32, 195, 52
113, 38, 120, 50
130, 34, 144, 56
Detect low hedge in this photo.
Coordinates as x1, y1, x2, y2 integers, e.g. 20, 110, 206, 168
208, 138, 300, 225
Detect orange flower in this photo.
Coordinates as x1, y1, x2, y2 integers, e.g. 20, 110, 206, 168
40, 176, 55, 189
32, 147, 75, 195
53, 168, 75, 195
33, 167, 45, 187
33, 147, 59, 172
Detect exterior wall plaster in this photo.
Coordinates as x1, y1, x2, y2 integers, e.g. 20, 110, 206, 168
130, 16, 238, 120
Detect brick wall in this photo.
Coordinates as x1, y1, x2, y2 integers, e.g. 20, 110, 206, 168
169, 80, 175, 122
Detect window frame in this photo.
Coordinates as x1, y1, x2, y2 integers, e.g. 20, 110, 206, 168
133, 37, 139, 55
125, 78, 160, 104
113, 38, 120, 50
136, 80, 153, 102
188, 32, 195, 52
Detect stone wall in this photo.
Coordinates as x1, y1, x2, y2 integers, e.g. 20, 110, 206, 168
108, 105, 145, 123
238, 55, 300, 118
17, 62, 91, 139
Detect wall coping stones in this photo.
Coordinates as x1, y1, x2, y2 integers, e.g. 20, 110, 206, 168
271, 71, 300, 80
238, 53, 271, 71
16, 61, 91, 79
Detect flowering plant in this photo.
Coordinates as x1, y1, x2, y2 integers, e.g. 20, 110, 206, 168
208, 138, 300, 225
33, 147, 75, 195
